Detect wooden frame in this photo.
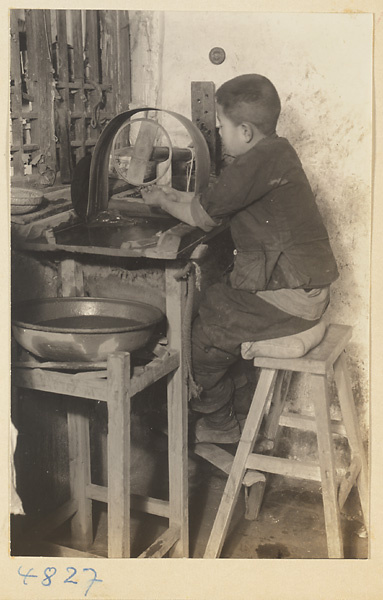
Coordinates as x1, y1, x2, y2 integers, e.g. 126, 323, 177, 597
10, 9, 131, 184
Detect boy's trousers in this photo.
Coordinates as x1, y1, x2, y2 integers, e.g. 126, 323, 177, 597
190, 282, 323, 415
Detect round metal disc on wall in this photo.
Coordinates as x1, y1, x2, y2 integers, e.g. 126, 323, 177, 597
209, 47, 226, 65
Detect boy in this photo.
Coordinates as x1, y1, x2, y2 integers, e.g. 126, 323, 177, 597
142, 74, 339, 444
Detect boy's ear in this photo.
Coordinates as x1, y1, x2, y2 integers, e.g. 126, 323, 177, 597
241, 122, 254, 143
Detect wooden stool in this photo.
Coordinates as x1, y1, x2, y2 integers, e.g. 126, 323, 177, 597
203, 324, 369, 558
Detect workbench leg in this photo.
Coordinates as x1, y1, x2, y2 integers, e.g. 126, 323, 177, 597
67, 405, 93, 549
60, 258, 93, 548
107, 352, 131, 558
165, 266, 189, 558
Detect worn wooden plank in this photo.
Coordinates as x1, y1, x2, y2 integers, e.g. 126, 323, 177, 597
165, 265, 188, 558
137, 527, 180, 559
251, 324, 353, 375
191, 81, 217, 174
107, 352, 131, 558
204, 368, 277, 558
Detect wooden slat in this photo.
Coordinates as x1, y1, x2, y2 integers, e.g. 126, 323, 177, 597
107, 352, 131, 558
85, 10, 101, 144
13, 367, 107, 400
10, 10, 24, 176
246, 453, 321, 481
251, 324, 353, 375
137, 527, 180, 559
130, 350, 179, 396
99, 11, 117, 115
71, 10, 86, 162
279, 412, 347, 436
86, 483, 170, 518
56, 10, 73, 182
115, 11, 131, 112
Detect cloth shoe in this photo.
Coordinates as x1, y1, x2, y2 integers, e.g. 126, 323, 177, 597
194, 404, 241, 444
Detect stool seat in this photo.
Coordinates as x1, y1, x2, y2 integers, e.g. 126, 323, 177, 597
202, 323, 369, 559
241, 320, 327, 360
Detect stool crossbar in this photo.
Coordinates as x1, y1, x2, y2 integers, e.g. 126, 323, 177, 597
203, 324, 369, 559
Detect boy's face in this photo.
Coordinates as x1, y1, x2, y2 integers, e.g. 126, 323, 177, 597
217, 105, 248, 157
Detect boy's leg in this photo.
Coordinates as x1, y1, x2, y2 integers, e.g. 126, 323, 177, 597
191, 317, 242, 443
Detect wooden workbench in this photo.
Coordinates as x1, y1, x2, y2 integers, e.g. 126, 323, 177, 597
11, 203, 228, 558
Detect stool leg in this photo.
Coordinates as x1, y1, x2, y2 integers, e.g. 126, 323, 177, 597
334, 352, 369, 532
245, 370, 292, 521
67, 404, 93, 549
107, 352, 131, 558
204, 368, 278, 558
311, 374, 344, 558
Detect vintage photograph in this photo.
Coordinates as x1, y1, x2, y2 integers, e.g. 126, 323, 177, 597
9, 7, 371, 572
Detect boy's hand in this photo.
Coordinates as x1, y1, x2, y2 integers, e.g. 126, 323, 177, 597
141, 185, 178, 206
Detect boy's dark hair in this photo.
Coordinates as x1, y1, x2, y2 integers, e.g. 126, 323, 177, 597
216, 74, 281, 136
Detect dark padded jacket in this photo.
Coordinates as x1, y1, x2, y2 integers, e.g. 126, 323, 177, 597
190, 134, 339, 293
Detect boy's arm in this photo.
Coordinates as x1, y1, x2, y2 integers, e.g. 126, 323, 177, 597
141, 185, 198, 227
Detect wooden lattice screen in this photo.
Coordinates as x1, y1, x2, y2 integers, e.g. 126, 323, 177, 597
10, 9, 131, 185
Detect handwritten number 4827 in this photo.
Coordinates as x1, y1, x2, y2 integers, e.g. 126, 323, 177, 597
18, 566, 102, 597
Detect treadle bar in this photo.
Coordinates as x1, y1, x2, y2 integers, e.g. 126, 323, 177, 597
137, 526, 180, 558
193, 443, 265, 487
246, 453, 321, 481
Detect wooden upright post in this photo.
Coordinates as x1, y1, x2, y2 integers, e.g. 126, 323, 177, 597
165, 264, 189, 558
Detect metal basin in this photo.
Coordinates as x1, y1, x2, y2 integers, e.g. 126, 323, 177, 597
12, 297, 164, 362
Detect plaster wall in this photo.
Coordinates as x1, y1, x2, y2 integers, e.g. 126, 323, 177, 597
130, 11, 372, 442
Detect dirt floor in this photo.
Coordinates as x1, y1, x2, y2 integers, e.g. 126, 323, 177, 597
11, 418, 368, 560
